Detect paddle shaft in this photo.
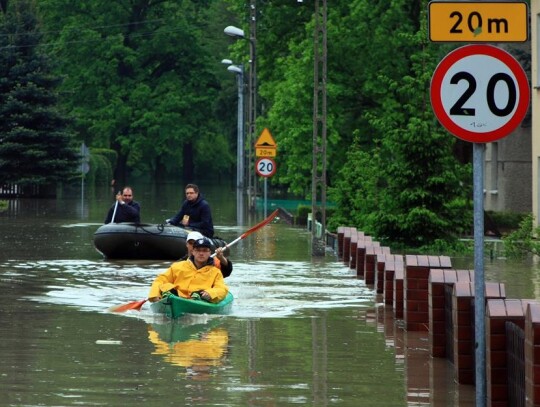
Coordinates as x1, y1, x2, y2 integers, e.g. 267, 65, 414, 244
211, 209, 279, 257
110, 192, 121, 223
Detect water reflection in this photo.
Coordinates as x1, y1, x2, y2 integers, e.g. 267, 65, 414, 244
147, 318, 229, 378
236, 189, 244, 227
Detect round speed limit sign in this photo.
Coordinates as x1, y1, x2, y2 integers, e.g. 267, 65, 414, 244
255, 158, 276, 178
430, 44, 529, 143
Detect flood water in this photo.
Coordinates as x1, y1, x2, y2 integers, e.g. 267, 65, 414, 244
0, 182, 537, 406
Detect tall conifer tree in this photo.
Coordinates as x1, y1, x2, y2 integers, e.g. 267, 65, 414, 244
0, 0, 77, 191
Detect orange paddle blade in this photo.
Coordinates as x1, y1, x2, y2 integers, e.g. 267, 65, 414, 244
240, 209, 279, 239
108, 299, 147, 313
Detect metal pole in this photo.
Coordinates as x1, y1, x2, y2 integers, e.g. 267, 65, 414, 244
311, 0, 327, 255
248, 0, 257, 212
264, 178, 267, 218
473, 142, 486, 407
236, 67, 245, 192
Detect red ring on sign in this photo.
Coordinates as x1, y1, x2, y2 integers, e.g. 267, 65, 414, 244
430, 44, 530, 143
255, 158, 277, 178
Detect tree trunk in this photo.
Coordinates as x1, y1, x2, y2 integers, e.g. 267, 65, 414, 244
114, 152, 128, 187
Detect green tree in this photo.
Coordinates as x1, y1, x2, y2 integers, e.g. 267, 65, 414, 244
0, 0, 78, 191
331, 5, 471, 248
38, 0, 234, 185
229, 0, 472, 247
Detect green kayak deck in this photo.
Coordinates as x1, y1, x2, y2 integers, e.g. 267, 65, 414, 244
150, 292, 234, 319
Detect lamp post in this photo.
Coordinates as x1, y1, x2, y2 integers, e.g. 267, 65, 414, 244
222, 59, 245, 226
224, 24, 257, 212
222, 59, 245, 193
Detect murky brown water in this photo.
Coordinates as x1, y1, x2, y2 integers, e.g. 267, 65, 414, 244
1, 183, 533, 406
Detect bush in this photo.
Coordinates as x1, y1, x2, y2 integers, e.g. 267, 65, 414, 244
502, 214, 540, 257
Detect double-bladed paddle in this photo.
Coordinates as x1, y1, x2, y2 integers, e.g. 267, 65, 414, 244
108, 209, 280, 313
211, 209, 279, 258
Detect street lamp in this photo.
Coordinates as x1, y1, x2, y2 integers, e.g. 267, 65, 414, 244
224, 26, 245, 38
224, 25, 257, 211
221, 59, 245, 193
222, 59, 245, 226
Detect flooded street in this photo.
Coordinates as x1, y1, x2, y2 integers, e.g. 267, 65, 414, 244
1, 184, 536, 406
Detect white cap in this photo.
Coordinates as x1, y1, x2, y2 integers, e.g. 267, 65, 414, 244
186, 231, 204, 242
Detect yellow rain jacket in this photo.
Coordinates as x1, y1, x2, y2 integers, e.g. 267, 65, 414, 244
148, 258, 228, 303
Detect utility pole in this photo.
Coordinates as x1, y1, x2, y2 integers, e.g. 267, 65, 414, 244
248, 0, 258, 212
311, 0, 327, 256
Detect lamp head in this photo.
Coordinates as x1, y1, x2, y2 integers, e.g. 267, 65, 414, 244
224, 26, 245, 39
227, 65, 243, 74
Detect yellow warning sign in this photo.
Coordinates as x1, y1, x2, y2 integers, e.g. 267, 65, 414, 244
255, 128, 277, 148
256, 148, 276, 157
255, 128, 277, 157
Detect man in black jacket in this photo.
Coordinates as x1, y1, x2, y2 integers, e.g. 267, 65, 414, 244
104, 186, 140, 223
167, 184, 214, 237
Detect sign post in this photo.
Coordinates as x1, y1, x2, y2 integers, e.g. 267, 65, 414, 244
431, 44, 529, 407
255, 129, 277, 217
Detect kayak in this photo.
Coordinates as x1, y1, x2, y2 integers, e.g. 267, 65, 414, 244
93, 222, 227, 260
150, 292, 234, 319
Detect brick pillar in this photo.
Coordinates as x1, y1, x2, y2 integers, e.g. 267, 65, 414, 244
342, 227, 354, 266
428, 269, 473, 358
405, 255, 452, 331
337, 226, 346, 260
394, 266, 404, 319
349, 232, 358, 270
355, 237, 376, 278
376, 253, 400, 294
376, 253, 387, 294
384, 256, 404, 306
365, 246, 390, 286
452, 281, 506, 385
452, 282, 475, 385
525, 302, 540, 407
486, 299, 531, 407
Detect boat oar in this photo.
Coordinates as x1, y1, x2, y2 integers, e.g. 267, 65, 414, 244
108, 298, 147, 313
211, 209, 279, 257
109, 192, 120, 224
108, 208, 279, 313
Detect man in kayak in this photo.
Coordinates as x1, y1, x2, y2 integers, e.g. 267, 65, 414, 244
183, 231, 233, 278
104, 186, 140, 223
166, 184, 214, 237
148, 237, 228, 303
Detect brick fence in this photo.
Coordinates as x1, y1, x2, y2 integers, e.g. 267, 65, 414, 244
336, 226, 540, 407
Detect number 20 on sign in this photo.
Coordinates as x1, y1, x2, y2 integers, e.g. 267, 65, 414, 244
430, 44, 529, 143
256, 158, 276, 178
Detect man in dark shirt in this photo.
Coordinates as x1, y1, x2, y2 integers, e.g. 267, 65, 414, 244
167, 184, 214, 237
104, 186, 141, 223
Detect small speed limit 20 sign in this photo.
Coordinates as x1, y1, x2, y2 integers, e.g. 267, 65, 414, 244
256, 157, 276, 178
430, 44, 529, 143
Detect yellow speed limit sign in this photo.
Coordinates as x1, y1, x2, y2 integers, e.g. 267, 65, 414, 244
428, 1, 528, 43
